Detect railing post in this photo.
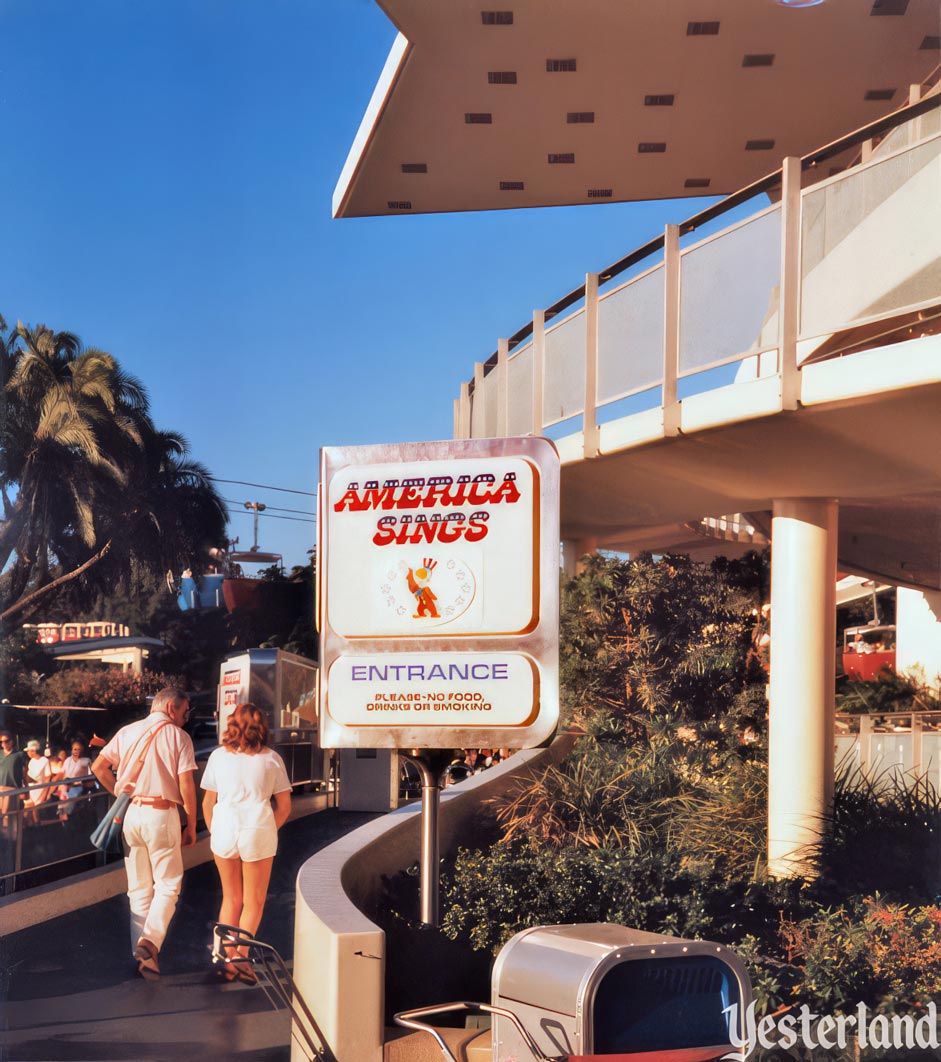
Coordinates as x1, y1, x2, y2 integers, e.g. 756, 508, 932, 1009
779, 156, 802, 411
912, 713, 924, 777
473, 362, 485, 438
532, 309, 545, 436
662, 224, 681, 436
496, 338, 509, 437
859, 714, 873, 777
909, 83, 923, 140
583, 272, 600, 458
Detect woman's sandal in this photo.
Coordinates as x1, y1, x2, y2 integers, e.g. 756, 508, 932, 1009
223, 955, 257, 986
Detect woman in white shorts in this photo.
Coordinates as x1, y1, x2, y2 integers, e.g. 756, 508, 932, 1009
201, 703, 291, 983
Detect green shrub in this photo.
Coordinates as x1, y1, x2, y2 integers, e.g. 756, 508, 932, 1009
781, 898, 941, 1013
836, 670, 940, 715
816, 770, 941, 898
37, 667, 178, 709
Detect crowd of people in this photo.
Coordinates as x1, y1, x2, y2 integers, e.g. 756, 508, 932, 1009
446, 746, 513, 784
0, 729, 96, 828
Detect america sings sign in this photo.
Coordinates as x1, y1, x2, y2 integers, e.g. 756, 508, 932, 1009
318, 438, 560, 749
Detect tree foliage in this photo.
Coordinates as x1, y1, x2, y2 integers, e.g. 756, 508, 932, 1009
439, 551, 941, 1016
0, 316, 227, 622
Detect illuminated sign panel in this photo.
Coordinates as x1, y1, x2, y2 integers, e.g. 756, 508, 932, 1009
319, 438, 559, 749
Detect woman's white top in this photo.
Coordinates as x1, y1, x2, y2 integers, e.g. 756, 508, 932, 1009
201, 746, 291, 814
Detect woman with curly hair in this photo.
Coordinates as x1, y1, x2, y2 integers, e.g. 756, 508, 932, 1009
201, 702, 292, 983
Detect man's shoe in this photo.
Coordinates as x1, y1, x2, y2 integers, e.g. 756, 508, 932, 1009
134, 938, 160, 980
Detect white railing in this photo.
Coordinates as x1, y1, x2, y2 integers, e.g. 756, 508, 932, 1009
455, 91, 941, 455
836, 711, 941, 792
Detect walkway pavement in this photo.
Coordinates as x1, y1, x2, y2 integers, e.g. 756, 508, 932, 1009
0, 808, 378, 1062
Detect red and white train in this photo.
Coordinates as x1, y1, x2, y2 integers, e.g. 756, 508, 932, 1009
24, 621, 131, 645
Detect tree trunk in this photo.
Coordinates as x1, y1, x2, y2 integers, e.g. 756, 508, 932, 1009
0, 499, 25, 572
1, 540, 112, 623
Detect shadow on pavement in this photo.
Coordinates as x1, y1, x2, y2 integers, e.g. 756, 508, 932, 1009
1, 809, 378, 1062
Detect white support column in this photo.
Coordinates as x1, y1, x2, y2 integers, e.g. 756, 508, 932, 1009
473, 361, 484, 438
768, 498, 838, 877
532, 310, 545, 436
496, 338, 509, 437
662, 224, 681, 436
779, 157, 802, 411
583, 272, 600, 458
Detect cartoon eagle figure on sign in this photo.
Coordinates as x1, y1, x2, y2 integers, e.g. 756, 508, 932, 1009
399, 558, 439, 619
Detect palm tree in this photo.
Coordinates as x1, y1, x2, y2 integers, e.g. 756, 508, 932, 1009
0, 317, 226, 622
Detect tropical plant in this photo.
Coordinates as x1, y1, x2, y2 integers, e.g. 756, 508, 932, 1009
0, 316, 226, 622
836, 670, 940, 715
560, 551, 768, 744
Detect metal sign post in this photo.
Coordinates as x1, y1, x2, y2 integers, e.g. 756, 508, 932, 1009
401, 749, 452, 926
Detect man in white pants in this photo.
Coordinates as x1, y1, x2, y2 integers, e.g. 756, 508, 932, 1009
92, 687, 197, 979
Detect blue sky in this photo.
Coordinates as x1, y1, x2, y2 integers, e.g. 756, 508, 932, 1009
2, 0, 717, 568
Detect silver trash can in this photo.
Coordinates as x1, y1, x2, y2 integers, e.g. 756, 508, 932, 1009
491, 923, 751, 1060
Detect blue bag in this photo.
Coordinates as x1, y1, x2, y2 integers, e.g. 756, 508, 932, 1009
90, 791, 132, 853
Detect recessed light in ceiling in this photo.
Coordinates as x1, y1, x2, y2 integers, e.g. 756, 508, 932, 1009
499, 181, 524, 190
546, 58, 577, 72
481, 11, 513, 24
638, 142, 667, 153
745, 139, 776, 150
401, 163, 428, 173
587, 189, 613, 198
548, 152, 576, 163
644, 94, 675, 106
387, 201, 412, 210
687, 21, 720, 35
684, 178, 711, 188
870, 0, 908, 13
774, 0, 826, 7
488, 71, 518, 84
864, 88, 896, 100
465, 113, 493, 124
920, 35, 941, 49
743, 54, 775, 67
567, 112, 595, 123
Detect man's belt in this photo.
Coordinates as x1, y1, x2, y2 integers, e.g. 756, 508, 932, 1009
131, 796, 176, 809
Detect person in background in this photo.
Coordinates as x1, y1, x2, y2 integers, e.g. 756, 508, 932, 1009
23, 740, 54, 825
92, 687, 197, 980
58, 740, 92, 822
50, 749, 68, 784
201, 703, 291, 984
0, 730, 27, 838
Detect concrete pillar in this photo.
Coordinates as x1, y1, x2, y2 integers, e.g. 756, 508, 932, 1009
768, 498, 837, 876
562, 538, 598, 577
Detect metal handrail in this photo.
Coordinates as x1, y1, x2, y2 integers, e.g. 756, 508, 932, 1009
394, 1000, 563, 1062
0, 783, 114, 890
1, 772, 99, 801
210, 923, 330, 1062
469, 91, 941, 384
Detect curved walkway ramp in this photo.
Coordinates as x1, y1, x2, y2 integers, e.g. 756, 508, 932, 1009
292, 736, 574, 1062
0, 803, 373, 1062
